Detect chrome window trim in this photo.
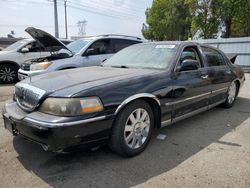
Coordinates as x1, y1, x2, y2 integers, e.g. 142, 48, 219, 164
115, 93, 160, 115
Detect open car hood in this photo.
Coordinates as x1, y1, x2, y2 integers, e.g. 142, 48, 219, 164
25, 27, 72, 53
226, 53, 237, 64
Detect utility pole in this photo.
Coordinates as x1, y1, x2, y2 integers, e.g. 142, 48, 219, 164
64, 0, 68, 39
53, 0, 59, 38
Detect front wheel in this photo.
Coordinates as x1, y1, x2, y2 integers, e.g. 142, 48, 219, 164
110, 100, 154, 157
0, 63, 19, 84
223, 81, 238, 108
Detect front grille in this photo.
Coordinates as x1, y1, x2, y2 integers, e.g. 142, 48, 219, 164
15, 83, 46, 111
20, 63, 31, 71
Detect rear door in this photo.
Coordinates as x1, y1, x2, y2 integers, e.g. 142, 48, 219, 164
171, 45, 211, 120
81, 39, 113, 66
201, 46, 232, 104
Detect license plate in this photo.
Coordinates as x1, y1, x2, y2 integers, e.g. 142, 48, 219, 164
3, 114, 14, 135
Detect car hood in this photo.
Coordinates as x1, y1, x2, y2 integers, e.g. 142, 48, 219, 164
24, 66, 159, 96
25, 27, 72, 53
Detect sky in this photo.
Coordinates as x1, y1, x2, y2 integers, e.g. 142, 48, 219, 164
0, 0, 153, 39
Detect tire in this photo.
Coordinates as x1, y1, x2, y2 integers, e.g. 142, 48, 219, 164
223, 81, 238, 108
110, 100, 154, 157
0, 63, 19, 84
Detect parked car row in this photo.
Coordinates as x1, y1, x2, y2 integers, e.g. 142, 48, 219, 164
2, 40, 245, 157
0, 27, 142, 84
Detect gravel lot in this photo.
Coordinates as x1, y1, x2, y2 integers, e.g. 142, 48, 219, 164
0, 75, 250, 188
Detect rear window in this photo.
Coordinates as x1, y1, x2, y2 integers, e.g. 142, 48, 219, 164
113, 39, 141, 53
201, 47, 226, 67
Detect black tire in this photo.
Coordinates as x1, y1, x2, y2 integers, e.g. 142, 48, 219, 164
109, 100, 154, 157
222, 81, 238, 108
0, 63, 19, 84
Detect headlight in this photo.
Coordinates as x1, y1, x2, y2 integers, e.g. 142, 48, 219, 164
30, 61, 52, 71
39, 97, 104, 116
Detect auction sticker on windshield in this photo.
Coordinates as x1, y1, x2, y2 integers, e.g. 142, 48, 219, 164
155, 45, 176, 49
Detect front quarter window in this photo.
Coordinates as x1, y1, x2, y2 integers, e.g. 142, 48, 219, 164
104, 44, 177, 69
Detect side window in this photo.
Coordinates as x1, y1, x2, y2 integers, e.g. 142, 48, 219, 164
179, 47, 201, 67
23, 41, 45, 52
113, 39, 140, 53
88, 39, 113, 55
201, 47, 226, 67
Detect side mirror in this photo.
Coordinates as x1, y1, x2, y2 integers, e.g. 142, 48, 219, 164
177, 59, 199, 72
20, 47, 29, 53
85, 48, 96, 56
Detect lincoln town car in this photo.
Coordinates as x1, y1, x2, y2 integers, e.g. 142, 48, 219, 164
2, 42, 245, 157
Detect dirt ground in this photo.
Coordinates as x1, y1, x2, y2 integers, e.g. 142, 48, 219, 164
0, 75, 250, 188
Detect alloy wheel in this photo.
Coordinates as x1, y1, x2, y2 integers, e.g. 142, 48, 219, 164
0, 66, 15, 82
228, 82, 236, 104
124, 108, 150, 149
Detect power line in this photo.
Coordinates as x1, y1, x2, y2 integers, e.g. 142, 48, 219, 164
66, 0, 144, 20
65, 0, 146, 16
65, 2, 144, 21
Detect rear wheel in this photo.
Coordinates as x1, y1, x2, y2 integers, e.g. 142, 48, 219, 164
223, 81, 238, 108
0, 63, 19, 84
110, 100, 154, 157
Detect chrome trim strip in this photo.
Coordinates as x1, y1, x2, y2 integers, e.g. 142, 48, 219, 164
172, 106, 208, 123
15, 82, 46, 112
209, 99, 226, 108
24, 115, 106, 128
115, 93, 160, 115
171, 99, 225, 125
161, 119, 171, 127
165, 92, 211, 106
15, 82, 46, 96
212, 87, 228, 94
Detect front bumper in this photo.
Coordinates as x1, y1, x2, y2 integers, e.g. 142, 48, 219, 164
2, 100, 114, 152
18, 69, 46, 80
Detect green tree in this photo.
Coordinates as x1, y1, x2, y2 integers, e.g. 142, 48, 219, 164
142, 0, 191, 41
215, 0, 243, 38
187, 0, 220, 39
229, 0, 250, 37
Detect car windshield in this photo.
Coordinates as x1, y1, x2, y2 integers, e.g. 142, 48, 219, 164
3, 40, 28, 51
104, 44, 177, 69
61, 39, 91, 54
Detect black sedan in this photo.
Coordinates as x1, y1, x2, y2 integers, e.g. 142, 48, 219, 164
2, 41, 245, 157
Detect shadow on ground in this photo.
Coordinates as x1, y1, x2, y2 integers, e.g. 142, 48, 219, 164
13, 97, 250, 187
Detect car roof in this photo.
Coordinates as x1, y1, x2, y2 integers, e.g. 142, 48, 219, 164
75, 34, 142, 42
137, 41, 200, 46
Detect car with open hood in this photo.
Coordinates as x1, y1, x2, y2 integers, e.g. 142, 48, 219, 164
18, 28, 142, 81
2, 41, 245, 157
0, 29, 71, 84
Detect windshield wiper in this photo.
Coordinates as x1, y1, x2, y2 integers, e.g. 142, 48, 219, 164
111, 65, 129, 68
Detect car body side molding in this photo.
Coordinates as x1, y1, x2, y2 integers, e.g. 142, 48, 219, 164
115, 93, 161, 115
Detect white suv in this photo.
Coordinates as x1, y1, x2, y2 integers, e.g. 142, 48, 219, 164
0, 34, 71, 84
18, 28, 142, 80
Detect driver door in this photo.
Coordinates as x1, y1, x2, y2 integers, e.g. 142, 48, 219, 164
171, 45, 211, 121
81, 39, 114, 66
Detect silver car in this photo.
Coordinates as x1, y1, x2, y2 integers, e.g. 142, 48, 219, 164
18, 28, 142, 80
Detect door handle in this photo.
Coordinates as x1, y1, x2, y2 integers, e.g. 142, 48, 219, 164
201, 75, 209, 79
